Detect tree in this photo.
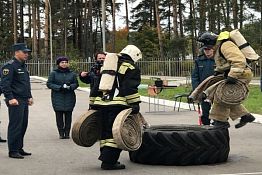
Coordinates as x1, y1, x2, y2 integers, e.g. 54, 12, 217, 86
232, 0, 238, 29
178, 0, 184, 37
155, 0, 164, 60
199, 0, 206, 32
125, 0, 129, 41
130, 0, 156, 30
189, 0, 197, 58
111, 0, 116, 52
0, 0, 261, 62
19, 0, 25, 42
44, 0, 49, 58
130, 24, 159, 59
32, 0, 37, 59
12, 0, 18, 43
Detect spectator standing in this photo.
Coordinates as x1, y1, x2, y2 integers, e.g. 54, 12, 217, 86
191, 46, 215, 125
47, 56, 79, 139
79, 52, 106, 96
0, 43, 33, 159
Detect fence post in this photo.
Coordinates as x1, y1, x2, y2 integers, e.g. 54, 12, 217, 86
168, 59, 171, 76
37, 59, 40, 77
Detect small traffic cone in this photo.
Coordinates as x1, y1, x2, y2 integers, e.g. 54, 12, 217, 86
197, 103, 202, 125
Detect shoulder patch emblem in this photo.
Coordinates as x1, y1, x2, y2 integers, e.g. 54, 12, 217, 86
3, 69, 9, 75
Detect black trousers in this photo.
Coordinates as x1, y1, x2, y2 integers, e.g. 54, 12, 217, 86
7, 98, 28, 153
98, 106, 126, 164
55, 111, 72, 135
201, 101, 211, 125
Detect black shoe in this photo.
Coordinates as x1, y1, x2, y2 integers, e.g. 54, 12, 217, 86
64, 135, 70, 139
64, 132, 70, 139
19, 149, 32, 156
59, 131, 65, 139
59, 135, 65, 139
9, 152, 24, 159
213, 120, 230, 129
101, 162, 126, 170
235, 114, 255, 129
0, 137, 6, 142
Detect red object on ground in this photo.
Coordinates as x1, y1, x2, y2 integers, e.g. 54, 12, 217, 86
197, 103, 202, 125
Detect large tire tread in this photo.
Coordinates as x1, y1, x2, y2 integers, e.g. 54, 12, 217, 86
129, 125, 230, 165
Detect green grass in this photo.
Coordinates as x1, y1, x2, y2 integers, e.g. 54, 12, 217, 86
243, 85, 262, 114
78, 77, 89, 87
139, 85, 191, 100
139, 83, 262, 115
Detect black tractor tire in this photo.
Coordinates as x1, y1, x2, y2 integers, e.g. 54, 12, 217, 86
129, 125, 230, 166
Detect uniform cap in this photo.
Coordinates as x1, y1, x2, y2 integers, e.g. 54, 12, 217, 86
12, 43, 31, 52
197, 32, 218, 46
202, 45, 214, 49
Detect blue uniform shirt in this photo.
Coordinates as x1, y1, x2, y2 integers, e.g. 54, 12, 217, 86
0, 58, 32, 100
191, 54, 216, 90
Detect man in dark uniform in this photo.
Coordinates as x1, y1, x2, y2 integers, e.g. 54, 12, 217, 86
191, 44, 215, 125
0, 43, 33, 159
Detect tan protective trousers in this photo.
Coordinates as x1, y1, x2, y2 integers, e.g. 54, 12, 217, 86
209, 74, 252, 122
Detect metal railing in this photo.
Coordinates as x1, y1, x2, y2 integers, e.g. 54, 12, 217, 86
0, 59, 261, 78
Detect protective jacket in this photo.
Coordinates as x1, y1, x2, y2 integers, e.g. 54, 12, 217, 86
91, 55, 141, 164
214, 40, 253, 81
89, 55, 141, 108
209, 40, 253, 122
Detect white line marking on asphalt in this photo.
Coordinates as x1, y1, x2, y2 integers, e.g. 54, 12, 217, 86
212, 172, 262, 175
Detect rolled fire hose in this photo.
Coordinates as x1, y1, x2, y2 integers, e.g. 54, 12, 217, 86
72, 110, 101, 147
214, 80, 249, 105
189, 75, 224, 103
112, 108, 148, 151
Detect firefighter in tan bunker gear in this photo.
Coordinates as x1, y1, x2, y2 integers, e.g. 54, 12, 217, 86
198, 31, 255, 129
89, 45, 142, 170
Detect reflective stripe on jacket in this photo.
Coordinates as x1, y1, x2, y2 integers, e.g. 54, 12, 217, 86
90, 58, 141, 107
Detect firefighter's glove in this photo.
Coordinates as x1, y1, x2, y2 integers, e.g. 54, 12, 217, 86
187, 96, 194, 103
225, 76, 237, 84
130, 103, 140, 114
201, 93, 207, 101
214, 71, 223, 76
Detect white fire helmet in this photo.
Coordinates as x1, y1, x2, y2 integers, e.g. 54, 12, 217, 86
120, 45, 142, 62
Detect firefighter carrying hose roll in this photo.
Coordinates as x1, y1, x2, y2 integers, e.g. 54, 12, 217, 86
89, 45, 142, 170
197, 31, 256, 129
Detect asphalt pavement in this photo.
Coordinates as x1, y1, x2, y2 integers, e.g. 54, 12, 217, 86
0, 77, 262, 175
